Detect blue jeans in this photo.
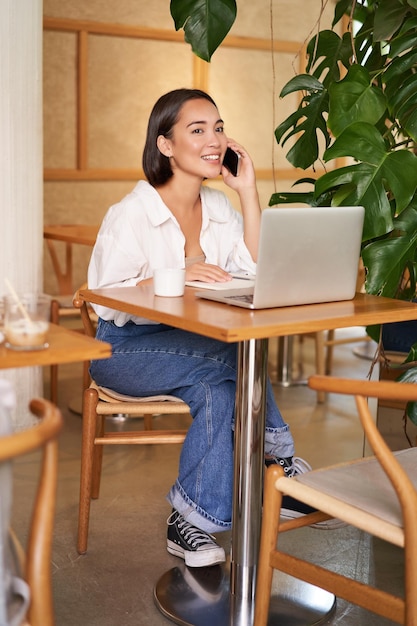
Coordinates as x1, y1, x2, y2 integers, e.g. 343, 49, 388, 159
382, 319, 417, 353
90, 319, 294, 533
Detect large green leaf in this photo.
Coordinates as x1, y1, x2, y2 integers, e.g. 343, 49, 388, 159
269, 179, 335, 208
383, 49, 417, 141
362, 205, 417, 296
170, 0, 236, 62
279, 74, 324, 98
269, 191, 316, 206
383, 49, 417, 86
387, 73, 417, 140
328, 65, 386, 137
332, 0, 352, 27
353, 11, 387, 71
324, 122, 387, 165
306, 30, 352, 86
315, 162, 393, 240
319, 123, 417, 231
373, 0, 411, 41
275, 77, 329, 170
389, 17, 417, 57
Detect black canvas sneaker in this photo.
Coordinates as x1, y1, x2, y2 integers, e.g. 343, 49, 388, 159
167, 509, 226, 568
265, 455, 346, 530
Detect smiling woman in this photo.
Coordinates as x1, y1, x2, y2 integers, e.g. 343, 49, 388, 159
85, 86, 325, 569
143, 89, 226, 186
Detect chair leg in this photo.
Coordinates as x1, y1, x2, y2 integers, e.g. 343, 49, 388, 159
50, 365, 58, 405
91, 413, 104, 500
49, 299, 60, 404
404, 521, 417, 624
77, 387, 99, 555
82, 360, 91, 394
254, 465, 283, 626
314, 332, 326, 403
144, 414, 153, 430
325, 329, 335, 375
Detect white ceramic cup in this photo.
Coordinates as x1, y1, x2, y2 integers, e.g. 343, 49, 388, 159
4, 293, 51, 350
153, 268, 186, 297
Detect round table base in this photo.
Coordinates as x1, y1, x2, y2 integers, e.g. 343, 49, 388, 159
154, 562, 336, 626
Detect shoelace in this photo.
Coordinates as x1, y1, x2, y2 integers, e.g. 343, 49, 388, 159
290, 456, 312, 477
168, 511, 216, 548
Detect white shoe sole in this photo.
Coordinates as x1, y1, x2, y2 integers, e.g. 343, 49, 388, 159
280, 508, 347, 530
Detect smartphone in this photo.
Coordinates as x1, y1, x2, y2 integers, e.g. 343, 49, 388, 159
223, 147, 241, 176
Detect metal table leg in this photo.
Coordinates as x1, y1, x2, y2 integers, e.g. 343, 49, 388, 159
154, 338, 335, 625
276, 336, 309, 388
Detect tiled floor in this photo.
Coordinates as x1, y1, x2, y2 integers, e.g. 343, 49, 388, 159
11, 329, 406, 625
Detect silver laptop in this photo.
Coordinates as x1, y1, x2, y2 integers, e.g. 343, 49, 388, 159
195, 206, 365, 309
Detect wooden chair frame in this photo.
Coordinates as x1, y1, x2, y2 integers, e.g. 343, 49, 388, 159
0, 398, 63, 626
254, 375, 417, 626
72, 289, 191, 554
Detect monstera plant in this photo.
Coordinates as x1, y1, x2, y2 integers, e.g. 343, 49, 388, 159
170, 0, 237, 62
170, 0, 417, 423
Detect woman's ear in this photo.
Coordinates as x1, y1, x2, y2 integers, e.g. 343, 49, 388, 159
157, 135, 172, 158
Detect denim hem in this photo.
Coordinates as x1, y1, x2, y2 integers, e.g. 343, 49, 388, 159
264, 425, 295, 459
167, 483, 231, 534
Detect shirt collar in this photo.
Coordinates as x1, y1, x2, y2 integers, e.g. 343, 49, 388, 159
136, 180, 229, 227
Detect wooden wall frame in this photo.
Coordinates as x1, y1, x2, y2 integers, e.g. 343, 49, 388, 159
43, 16, 334, 184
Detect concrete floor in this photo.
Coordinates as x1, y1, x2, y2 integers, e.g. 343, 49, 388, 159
10, 329, 406, 625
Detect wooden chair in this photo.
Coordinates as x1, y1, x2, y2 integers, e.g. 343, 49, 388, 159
49, 296, 81, 404
72, 289, 191, 554
0, 397, 63, 626
45, 232, 81, 405
301, 260, 370, 403
45, 223, 98, 404
49, 283, 97, 405
255, 374, 417, 626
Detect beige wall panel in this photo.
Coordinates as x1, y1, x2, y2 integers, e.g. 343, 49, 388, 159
272, 0, 337, 42
44, 181, 132, 226
207, 178, 309, 215
43, 180, 135, 294
43, 0, 176, 30
210, 48, 300, 171
88, 36, 192, 169
43, 0, 337, 39
231, 1, 273, 39
232, 0, 336, 40
43, 31, 77, 168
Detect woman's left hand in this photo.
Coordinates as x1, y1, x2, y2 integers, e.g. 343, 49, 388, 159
221, 141, 256, 191
221, 139, 262, 261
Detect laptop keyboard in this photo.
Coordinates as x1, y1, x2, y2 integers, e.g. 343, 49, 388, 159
226, 294, 254, 303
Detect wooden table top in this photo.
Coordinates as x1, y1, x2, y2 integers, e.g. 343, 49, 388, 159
43, 224, 99, 246
79, 285, 417, 343
0, 323, 111, 369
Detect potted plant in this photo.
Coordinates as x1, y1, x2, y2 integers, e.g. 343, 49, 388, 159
170, 0, 417, 424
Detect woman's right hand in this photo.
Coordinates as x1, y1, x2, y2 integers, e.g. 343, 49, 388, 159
186, 262, 232, 284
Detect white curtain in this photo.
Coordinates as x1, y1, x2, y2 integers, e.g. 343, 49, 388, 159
0, 0, 44, 429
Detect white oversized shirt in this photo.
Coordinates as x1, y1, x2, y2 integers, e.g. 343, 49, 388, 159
88, 180, 256, 326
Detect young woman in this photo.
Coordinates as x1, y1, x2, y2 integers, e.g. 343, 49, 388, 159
88, 88, 325, 569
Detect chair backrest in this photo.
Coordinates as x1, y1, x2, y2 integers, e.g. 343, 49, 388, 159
309, 375, 417, 536
0, 392, 63, 626
72, 284, 94, 337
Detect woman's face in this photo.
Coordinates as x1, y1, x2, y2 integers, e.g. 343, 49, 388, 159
162, 98, 228, 180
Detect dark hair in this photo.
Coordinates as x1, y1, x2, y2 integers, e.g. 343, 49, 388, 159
142, 88, 218, 187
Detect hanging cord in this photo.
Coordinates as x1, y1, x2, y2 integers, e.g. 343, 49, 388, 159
269, 0, 331, 194
269, 0, 277, 193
